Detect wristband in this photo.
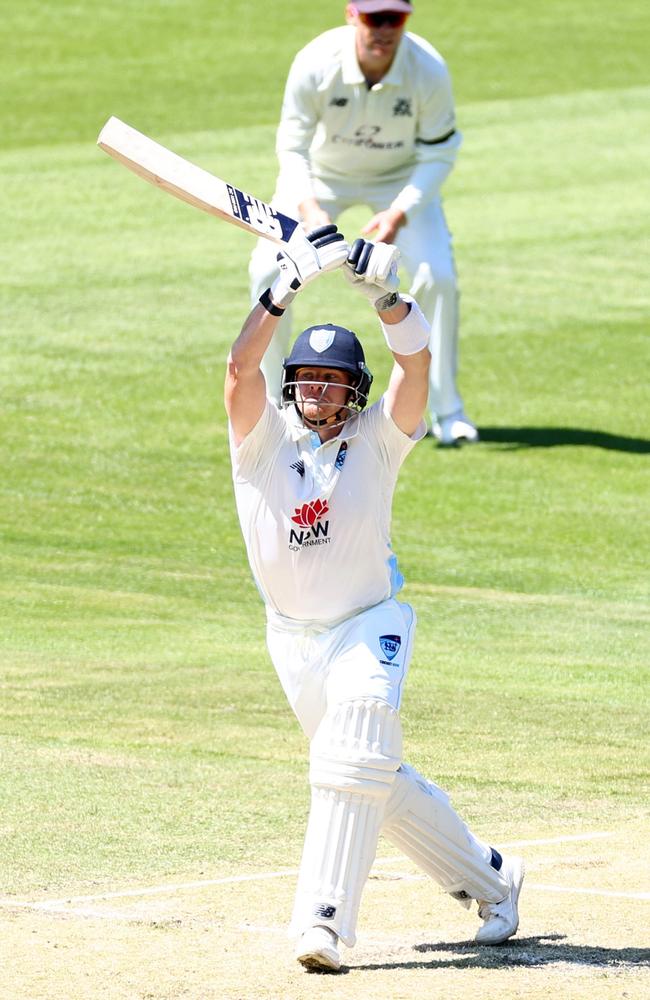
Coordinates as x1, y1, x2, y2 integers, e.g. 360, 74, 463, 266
380, 296, 430, 356
259, 287, 285, 316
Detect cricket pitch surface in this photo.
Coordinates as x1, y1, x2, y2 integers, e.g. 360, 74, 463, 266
2, 825, 648, 999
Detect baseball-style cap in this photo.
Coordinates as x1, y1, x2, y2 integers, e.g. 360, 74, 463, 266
351, 0, 413, 13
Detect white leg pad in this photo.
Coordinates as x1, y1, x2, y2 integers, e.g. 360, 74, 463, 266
382, 763, 509, 905
290, 699, 402, 946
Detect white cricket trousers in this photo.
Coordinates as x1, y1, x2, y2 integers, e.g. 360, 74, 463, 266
266, 598, 508, 944
249, 178, 463, 422
266, 597, 414, 737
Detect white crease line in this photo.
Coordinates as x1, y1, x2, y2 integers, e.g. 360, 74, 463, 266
22, 906, 136, 919
500, 832, 613, 848
0, 830, 617, 913
0, 869, 299, 911
370, 876, 650, 902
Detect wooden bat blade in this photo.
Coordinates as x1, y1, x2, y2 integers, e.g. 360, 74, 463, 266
97, 116, 301, 246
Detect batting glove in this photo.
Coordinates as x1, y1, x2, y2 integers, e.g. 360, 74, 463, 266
267, 225, 349, 310
343, 238, 401, 310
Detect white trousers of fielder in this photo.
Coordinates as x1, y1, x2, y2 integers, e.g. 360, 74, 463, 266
266, 598, 509, 948
249, 176, 463, 423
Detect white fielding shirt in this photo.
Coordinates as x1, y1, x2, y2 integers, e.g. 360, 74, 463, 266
275, 26, 462, 216
230, 397, 424, 625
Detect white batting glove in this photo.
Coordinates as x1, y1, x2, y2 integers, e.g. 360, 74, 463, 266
267, 226, 350, 310
342, 238, 401, 309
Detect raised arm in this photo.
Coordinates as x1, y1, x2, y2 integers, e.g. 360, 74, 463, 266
343, 241, 430, 437
378, 298, 430, 437
225, 303, 281, 446
225, 226, 350, 446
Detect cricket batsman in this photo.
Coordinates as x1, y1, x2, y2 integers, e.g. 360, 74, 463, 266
226, 224, 524, 971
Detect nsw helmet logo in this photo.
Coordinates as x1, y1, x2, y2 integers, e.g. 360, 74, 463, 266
309, 328, 336, 353
379, 634, 401, 661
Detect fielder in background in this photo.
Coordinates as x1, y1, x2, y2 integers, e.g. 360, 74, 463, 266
249, 0, 477, 446
226, 223, 524, 972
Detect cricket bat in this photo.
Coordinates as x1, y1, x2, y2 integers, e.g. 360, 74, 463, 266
97, 116, 304, 248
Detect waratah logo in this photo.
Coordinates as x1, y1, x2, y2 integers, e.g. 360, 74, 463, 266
291, 498, 329, 528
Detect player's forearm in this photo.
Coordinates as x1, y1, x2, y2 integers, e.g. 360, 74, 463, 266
276, 149, 315, 206
298, 197, 332, 230
391, 133, 462, 216
229, 302, 282, 375
276, 84, 317, 205
225, 303, 277, 441
380, 299, 430, 436
384, 349, 430, 438
391, 162, 453, 217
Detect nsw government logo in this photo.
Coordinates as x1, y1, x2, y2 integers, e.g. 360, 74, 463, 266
379, 634, 401, 665
289, 498, 331, 551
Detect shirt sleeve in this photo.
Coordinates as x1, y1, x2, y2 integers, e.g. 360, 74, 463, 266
275, 50, 320, 205
360, 397, 426, 470
391, 49, 462, 218
229, 398, 288, 483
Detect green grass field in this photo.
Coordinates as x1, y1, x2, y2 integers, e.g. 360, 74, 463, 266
1, 2, 649, 994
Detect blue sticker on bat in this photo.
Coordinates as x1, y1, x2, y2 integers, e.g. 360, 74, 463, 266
227, 185, 299, 242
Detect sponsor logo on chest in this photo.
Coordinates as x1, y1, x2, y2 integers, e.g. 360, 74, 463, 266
288, 498, 332, 551
332, 124, 405, 151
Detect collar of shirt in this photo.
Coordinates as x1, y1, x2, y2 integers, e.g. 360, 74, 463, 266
341, 26, 408, 89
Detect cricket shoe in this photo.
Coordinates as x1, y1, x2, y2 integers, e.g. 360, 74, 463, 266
295, 925, 341, 972
432, 410, 479, 446
475, 855, 525, 944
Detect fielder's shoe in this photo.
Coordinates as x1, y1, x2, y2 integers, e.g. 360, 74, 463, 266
475, 855, 525, 945
295, 925, 341, 972
432, 410, 479, 446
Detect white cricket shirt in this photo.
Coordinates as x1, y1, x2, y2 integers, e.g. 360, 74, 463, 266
230, 396, 423, 625
275, 26, 462, 216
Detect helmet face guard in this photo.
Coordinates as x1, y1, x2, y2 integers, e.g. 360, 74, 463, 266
281, 324, 373, 424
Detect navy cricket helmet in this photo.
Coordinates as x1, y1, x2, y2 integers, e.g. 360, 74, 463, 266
281, 323, 373, 414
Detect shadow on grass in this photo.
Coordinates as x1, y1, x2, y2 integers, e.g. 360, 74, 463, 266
350, 934, 650, 972
478, 427, 650, 453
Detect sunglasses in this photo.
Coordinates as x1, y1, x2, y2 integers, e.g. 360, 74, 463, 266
357, 11, 409, 29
